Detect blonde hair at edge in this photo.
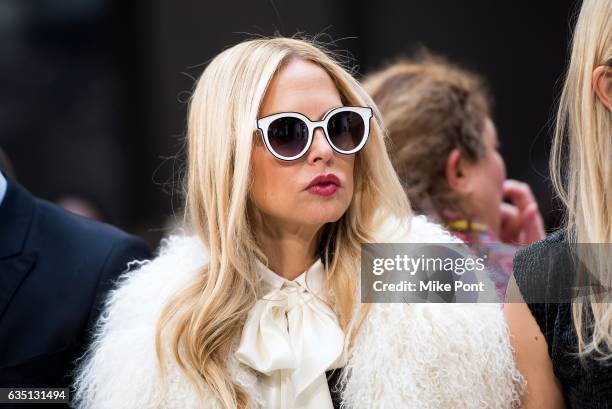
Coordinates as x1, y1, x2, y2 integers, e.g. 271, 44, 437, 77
551, 0, 612, 359
153, 38, 411, 408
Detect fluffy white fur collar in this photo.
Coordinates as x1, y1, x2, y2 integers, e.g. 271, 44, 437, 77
72, 215, 524, 409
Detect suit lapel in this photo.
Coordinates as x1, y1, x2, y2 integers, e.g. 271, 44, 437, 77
0, 176, 36, 320
0, 253, 37, 320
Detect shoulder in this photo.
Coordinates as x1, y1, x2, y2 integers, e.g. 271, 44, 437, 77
30, 197, 151, 278
6, 179, 149, 270
71, 233, 208, 409
34, 197, 141, 248
514, 230, 566, 271
513, 230, 570, 304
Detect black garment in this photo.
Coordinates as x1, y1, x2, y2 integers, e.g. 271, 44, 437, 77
0, 175, 151, 408
514, 231, 612, 409
326, 367, 344, 409
322, 231, 345, 409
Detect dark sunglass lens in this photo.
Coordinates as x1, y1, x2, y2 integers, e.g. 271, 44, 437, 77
327, 111, 365, 152
267, 117, 309, 158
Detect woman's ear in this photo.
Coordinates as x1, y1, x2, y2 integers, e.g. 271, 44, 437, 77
592, 65, 612, 110
445, 148, 471, 194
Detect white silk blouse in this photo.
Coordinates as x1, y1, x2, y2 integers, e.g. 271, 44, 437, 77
234, 258, 346, 409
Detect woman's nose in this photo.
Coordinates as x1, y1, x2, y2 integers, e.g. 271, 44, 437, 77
307, 127, 333, 163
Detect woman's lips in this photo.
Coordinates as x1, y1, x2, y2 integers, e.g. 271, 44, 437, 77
305, 173, 341, 196
306, 182, 339, 196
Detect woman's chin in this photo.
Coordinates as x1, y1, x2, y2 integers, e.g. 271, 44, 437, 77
295, 207, 347, 226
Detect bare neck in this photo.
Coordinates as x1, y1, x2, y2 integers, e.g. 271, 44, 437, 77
252, 216, 324, 281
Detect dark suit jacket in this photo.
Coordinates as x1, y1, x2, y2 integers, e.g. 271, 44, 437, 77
0, 175, 151, 407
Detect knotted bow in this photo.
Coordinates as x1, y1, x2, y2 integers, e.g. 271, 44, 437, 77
234, 259, 345, 409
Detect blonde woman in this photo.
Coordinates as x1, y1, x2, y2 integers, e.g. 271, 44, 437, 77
506, 0, 612, 408
72, 37, 523, 409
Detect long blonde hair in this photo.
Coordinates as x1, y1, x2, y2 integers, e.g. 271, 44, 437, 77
550, 0, 612, 358
154, 37, 410, 408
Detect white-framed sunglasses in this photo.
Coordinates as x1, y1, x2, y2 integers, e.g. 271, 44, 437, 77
256, 106, 373, 161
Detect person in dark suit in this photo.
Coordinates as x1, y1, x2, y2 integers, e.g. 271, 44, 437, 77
0, 166, 151, 407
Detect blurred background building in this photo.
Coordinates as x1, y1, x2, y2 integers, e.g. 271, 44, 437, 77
0, 0, 576, 248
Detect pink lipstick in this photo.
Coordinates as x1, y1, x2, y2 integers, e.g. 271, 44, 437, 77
305, 173, 341, 196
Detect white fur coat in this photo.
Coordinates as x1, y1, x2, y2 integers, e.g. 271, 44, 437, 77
71, 215, 525, 409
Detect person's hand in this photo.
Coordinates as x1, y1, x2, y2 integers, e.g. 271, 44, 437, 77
499, 180, 545, 245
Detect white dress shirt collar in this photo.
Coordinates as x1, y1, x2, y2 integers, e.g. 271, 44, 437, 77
256, 257, 328, 301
